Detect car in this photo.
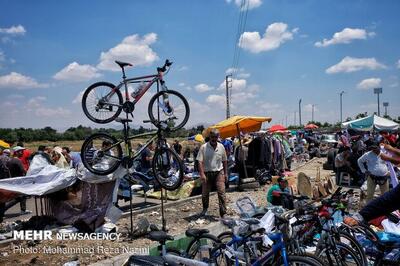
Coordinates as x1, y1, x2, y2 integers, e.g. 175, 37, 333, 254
320, 134, 338, 157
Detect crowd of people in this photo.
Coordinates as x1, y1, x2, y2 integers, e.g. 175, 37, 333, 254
0, 143, 82, 222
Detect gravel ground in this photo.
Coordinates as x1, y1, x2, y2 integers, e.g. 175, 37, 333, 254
0, 158, 333, 265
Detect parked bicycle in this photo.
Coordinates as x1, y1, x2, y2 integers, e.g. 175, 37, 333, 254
80, 118, 183, 190
82, 59, 190, 131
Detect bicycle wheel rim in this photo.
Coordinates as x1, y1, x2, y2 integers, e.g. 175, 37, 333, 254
317, 243, 361, 266
82, 83, 122, 123
81, 133, 122, 175
152, 147, 183, 190
148, 90, 189, 131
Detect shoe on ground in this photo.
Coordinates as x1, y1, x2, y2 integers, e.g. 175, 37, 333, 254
20, 210, 32, 215
199, 209, 208, 217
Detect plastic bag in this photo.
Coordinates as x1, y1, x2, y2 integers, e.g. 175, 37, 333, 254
259, 210, 275, 233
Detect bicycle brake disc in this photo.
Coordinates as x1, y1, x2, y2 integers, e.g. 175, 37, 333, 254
122, 101, 135, 113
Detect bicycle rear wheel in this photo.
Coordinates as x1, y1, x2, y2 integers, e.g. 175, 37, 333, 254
148, 90, 190, 131
316, 242, 361, 266
80, 133, 123, 175
82, 82, 123, 124
186, 234, 220, 260
152, 147, 183, 190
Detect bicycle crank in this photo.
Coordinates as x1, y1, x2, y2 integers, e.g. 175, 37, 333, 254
122, 101, 135, 113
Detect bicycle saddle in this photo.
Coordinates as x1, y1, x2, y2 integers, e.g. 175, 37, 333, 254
185, 228, 209, 238
221, 218, 237, 229
115, 60, 132, 68
148, 231, 174, 242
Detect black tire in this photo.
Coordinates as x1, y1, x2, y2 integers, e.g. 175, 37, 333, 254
148, 90, 190, 131
152, 147, 184, 191
275, 255, 324, 266
316, 242, 362, 266
82, 82, 123, 124
336, 231, 368, 266
80, 133, 123, 175
186, 234, 220, 260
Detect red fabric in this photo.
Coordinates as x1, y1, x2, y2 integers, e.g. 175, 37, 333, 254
0, 189, 19, 203
304, 124, 319, 129
369, 216, 386, 229
19, 149, 31, 172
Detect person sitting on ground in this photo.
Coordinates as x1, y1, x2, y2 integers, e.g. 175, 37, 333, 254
267, 176, 293, 209
358, 143, 390, 203
335, 146, 363, 186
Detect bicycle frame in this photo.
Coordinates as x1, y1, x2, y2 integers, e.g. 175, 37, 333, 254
218, 232, 289, 266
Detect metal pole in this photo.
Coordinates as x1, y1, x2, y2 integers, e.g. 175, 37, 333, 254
298, 99, 302, 126
225, 75, 232, 119
339, 91, 345, 123
374, 88, 382, 116
377, 93, 380, 116
383, 102, 389, 116
312, 104, 315, 122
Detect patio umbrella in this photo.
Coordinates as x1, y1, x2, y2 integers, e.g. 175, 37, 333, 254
0, 140, 10, 149
304, 123, 319, 130
268, 124, 287, 133
204, 115, 272, 180
188, 134, 205, 143
204, 115, 272, 139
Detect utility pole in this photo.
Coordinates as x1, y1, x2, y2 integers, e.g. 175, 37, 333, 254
225, 74, 232, 119
383, 102, 389, 117
311, 104, 316, 122
298, 99, 302, 126
339, 91, 345, 123
374, 88, 382, 116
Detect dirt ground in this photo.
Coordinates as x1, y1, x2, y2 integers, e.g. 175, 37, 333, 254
0, 158, 333, 266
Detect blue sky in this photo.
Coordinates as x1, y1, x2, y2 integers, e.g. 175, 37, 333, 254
0, 0, 399, 130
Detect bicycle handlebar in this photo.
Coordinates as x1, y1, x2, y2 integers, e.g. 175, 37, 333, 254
157, 59, 173, 73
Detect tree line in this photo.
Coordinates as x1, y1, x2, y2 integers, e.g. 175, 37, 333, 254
0, 125, 206, 144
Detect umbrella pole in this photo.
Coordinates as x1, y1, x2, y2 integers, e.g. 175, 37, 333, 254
236, 125, 248, 180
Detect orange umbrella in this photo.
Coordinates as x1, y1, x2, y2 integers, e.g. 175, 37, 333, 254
305, 123, 319, 129
268, 124, 287, 132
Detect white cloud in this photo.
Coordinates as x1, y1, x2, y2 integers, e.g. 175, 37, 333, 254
218, 78, 247, 91
226, 0, 263, 10
53, 62, 101, 82
389, 82, 398, 88
177, 66, 188, 71
356, 78, 381, 90
326, 57, 386, 74
397, 59, 400, 69
27, 96, 46, 108
97, 33, 159, 71
7, 94, 25, 100
206, 94, 226, 106
178, 83, 185, 87
72, 91, 85, 104
0, 72, 49, 89
0, 25, 26, 35
260, 102, 281, 110
239, 22, 294, 53
195, 83, 214, 93
315, 28, 375, 47
35, 107, 72, 118
225, 68, 251, 78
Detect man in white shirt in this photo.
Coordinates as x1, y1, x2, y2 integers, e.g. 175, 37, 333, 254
197, 129, 228, 217
358, 144, 390, 202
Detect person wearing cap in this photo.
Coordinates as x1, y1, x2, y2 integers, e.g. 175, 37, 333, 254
267, 176, 291, 208
357, 143, 390, 202
13, 145, 31, 172
197, 129, 228, 217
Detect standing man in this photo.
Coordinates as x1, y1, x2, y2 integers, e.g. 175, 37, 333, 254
197, 129, 228, 218
358, 143, 390, 203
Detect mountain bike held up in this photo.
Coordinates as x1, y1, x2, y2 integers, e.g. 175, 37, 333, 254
81, 59, 190, 131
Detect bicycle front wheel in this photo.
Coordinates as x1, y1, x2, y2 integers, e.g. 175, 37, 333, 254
152, 147, 183, 191
186, 233, 220, 260
148, 90, 190, 131
81, 133, 123, 175
82, 82, 123, 124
